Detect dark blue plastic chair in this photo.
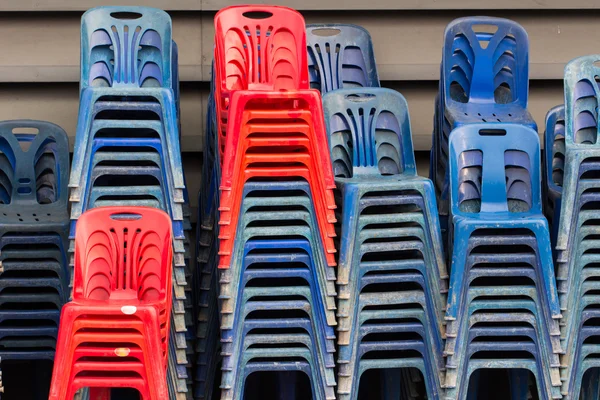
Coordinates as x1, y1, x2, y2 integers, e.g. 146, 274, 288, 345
0, 120, 69, 373
306, 24, 379, 93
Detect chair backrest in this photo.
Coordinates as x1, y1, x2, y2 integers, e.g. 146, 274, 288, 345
214, 5, 309, 92
80, 6, 173, 90
306, 24, 379, 93
442, 17, 529, 107
73, 206, 173, 303
448, 123, 541, 216
544, 105, 565, 189
322, 88, 416, 178
0, 120, 69, 208
564, 55, 600, 147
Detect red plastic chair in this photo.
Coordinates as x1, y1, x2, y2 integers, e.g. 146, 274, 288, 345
213, 5, 309, 160
49, 207, 173, 400
217, 90, 337, 269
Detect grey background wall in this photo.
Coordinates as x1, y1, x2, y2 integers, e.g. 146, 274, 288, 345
1, 0, 598, 212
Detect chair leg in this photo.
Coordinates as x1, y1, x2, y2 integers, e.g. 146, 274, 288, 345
141, 309, 169, 399
49, 306, 78, 400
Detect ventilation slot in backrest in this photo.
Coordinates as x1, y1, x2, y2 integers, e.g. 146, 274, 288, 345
0, 137, 14, 205
89, 25, 165, 88
222, 25, 300, 90
82, 218, 166, 302
34, 140, 58, 205
134, 230, 163, 302
551, 118, 566, 186
328, 112, 354, 178
223, 28, 249, 91
505, 150, 532, 212
448, 34, 474, 103
375, 110, 403, 175
138, 29, 163, 87
574, 79, 598, 144
270, 28, 299, 90
309, 42, 336, 92
89, 29, 114, 87
307, 45, 322, 91
84, 230, 115, 300
471, 24, 498, 49
457, 150, 483, 213
341, 45, 368, 88
492, 35, 518, 104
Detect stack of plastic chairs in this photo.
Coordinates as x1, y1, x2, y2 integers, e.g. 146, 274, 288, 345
322, 88, 448, 399
430, 17, 537, 246
48, 207, 174, 400
68, 6, 191, 398
0, 120, 70, 396
193, 60, 221, 399
554, 55, 600, 399
206, 6, 340, 399
306, 24, 380, 92
543, 105, 565, 253
443, 123, 563, 399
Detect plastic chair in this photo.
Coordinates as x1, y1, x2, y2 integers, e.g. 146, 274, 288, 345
80, 6, 173, 91
543, 105, 565, 253
322, 88, 416, 177
0, 120, 69, 219
306, 24, 379, 93
555, 55, 600, 259
444, 123, 562, 399
321, 88, 447, 399
49, 207, 173, 400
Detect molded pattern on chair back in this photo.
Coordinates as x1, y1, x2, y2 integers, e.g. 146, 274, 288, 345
0, 120, 70, 208
73, 206, 173, 303
81, 6, 173, 90
214, 5, 309, 92
449, 123, 541, 216
306, 24, 379, 93
544, 105, 566, 189
322, 88, 416, 178
443, 17, 529, 106
564, 55, 600, 147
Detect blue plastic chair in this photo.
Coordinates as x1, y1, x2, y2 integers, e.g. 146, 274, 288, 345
555, 55, 600, 259
322, 88, 447, 399
80, 6, 173, 91
306, 24, 379, 93
322, 88, 416, 177
543, 105, 565, 253
433, 17, 537, 230
445, 123, 562, 399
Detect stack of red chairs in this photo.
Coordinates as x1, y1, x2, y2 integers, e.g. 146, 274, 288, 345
204, 5, 339, 399
48, 207, 173, 400
212, 5, 309, 159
